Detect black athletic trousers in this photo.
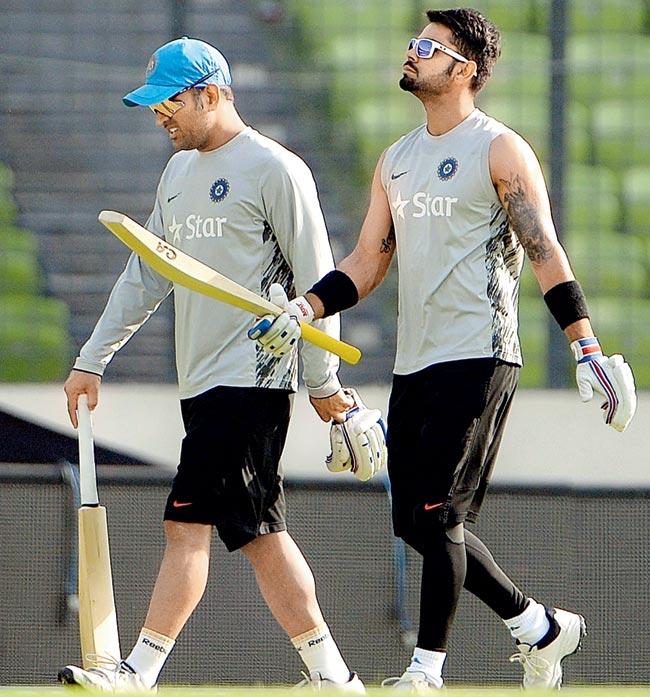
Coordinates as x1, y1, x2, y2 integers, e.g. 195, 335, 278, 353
417, 528, 528, 651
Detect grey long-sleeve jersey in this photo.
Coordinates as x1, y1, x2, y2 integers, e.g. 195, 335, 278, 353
75, 127, 341, 399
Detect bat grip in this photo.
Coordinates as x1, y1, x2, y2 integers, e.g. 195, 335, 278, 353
77, 395, 99, 506
247, 317, 273, 340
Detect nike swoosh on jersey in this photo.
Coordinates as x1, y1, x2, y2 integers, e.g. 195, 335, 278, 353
167, 192, 182, 203
172, 500, 193, 508
391, 171, 409, 180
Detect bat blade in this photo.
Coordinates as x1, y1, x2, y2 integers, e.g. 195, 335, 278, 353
77, 396, 121, 667
78, 506, 121, 667
98, 209, 362, 365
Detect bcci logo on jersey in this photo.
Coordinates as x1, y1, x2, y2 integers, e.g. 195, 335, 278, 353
437, 157, 459, 181
168, 214, 227, 243
210, 178, 230, 203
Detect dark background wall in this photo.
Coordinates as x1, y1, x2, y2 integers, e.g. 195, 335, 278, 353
1, 468, 648, 686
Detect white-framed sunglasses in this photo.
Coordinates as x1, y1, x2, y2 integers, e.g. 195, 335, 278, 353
408, 37, 470, 64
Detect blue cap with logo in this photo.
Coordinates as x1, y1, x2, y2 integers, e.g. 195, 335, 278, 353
123, 37, 232, 107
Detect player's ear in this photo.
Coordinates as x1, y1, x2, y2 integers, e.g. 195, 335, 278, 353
459, 60, 477, 82
204, 84, 221, 109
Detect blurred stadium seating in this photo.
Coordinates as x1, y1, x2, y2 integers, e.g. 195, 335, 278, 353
0, 0, 647, 387
0, 162, 71, 380
284, 0, 650, 387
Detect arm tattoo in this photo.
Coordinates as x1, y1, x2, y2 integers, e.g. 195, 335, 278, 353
379, 225, 395, 254
499, 174, 553, 264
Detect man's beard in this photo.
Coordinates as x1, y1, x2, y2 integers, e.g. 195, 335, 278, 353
399, 74, 417, 92
399, 67, 454, 96
173, 126, 210, 152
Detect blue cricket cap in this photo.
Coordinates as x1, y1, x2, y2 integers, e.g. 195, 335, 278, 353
123, 37, 232, 107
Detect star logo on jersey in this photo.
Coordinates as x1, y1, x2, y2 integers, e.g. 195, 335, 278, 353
166, 214, 228, 241
437, 157, 459, 181
392, 190, 410, 220
168, 215, 183, 244
391, 190, 459, 219
209, 178, 230, 203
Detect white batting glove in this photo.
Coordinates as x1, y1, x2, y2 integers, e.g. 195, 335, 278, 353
326, 389, 387, 481
571, 337, 637, 432
248, 283, 314, 357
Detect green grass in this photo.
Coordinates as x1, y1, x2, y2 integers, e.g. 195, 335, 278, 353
2, 688, 650, 696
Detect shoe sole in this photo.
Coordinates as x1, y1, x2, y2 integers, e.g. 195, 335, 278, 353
555, 614, 587, 689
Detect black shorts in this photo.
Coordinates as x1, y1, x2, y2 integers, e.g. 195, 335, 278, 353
387, 358, 518, 541
164, 385, 291, 552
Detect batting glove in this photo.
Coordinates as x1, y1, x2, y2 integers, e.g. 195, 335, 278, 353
571, 337, 637, 432
248, 283, 314, 357
326, 389, 387, 481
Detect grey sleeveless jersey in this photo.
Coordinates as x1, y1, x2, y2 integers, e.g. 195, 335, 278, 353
381, 108, 524, 375
75, 127, 340, 399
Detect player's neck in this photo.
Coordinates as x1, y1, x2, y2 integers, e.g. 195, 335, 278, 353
198, 109, 248, 152
421, 93, 475, 137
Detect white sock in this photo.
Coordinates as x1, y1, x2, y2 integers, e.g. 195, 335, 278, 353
407, 647, 445, 687
124, 628, 176, 688
503, 598, 550, 646
291, 624, 350, 684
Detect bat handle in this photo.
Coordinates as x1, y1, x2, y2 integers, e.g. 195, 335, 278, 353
247, 317, 273, 340
300, 323, 362, 365
247, 317, 362, 365
77, 395, 99, 506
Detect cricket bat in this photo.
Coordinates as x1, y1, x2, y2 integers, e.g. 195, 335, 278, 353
77, 395, 121, 667
98, 210, 362, 365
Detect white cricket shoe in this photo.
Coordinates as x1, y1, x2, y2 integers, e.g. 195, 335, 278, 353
58, 660, 153, 692
509, 606, 586, 689
294, 670, 366, 692
381, 670, 442, 692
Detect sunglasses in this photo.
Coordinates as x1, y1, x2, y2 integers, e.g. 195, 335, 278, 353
148, 69, 219, 118
408, 37, 469, 64
149, 98, 186, 118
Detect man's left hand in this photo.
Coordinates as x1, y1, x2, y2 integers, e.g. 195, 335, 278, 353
572, 337, 637, 432
309, 389, 355, 423
325, 388, 387, 482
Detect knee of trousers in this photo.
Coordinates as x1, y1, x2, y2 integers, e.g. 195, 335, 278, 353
399, 505, 462, 552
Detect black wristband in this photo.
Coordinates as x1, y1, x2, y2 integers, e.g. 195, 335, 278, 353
543, 280, 590, 330
308, 270, 359, 318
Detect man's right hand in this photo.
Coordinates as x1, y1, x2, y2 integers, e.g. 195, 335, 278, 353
64, 370, 101, 428
248, 283, 315, 357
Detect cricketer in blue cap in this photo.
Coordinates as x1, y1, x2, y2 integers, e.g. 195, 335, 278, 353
123, 37, 232, 107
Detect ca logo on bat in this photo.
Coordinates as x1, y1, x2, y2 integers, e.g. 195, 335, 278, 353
156, 240, 177, 260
